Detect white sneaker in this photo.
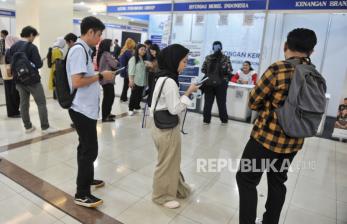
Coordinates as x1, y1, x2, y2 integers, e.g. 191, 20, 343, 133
163, 200, 180, 209
25, 126, 36, 134
255, 218, 263, 224
128, 111, 135, 116
42, 127, 58, 134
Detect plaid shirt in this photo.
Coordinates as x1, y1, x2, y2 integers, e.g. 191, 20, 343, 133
249, 60, 304, 154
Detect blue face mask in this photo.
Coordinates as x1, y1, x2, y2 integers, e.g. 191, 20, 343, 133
213, 44, 222, 53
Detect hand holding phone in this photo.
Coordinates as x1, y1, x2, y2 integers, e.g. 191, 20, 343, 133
195, 77, 209, 86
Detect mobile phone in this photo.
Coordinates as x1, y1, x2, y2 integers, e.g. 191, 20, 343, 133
195, 77, 209, 85
112, 67, 126, 75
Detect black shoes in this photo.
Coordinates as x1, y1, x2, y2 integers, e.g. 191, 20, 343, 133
102, 117, 115, 122
74, 194, 103, 208
8, 114, 21, 118
74, 180, 105, 208
91, 179, 105, 188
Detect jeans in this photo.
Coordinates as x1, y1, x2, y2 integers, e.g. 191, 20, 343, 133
121, 76, 129, 102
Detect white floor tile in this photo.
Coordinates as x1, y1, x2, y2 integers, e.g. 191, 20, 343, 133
117, 198, 178, 224
181, 196, 236, 224
20, 190, 66, 219
0, 180, 18, 201
284, 205, 336, 224
0, 195, 58, 224
114, 172, 153, 198
93, 185, 141, 219
60, 215, 82, 224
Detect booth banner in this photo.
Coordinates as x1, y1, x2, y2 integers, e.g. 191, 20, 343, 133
269, 0, 347, 10
178, 42, 204, 110
174, 0, 267, 11
148, 15, 172, 48
73, 19, 147, 32
0, 10, 15, 17
107, 4, 172, 13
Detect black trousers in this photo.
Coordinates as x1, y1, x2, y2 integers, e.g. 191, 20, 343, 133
129, 85, 144, 111
101, 83, 115, 120
236, 138, 297, 224
4, 80, 20, 117
120, 76, 129, 102
203, 80, 228, 123
69, 109, 98, 197
147, 72, 155, 107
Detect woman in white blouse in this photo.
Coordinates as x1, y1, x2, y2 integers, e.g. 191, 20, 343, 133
231, 60, 257, 85
150, 44, 199, 209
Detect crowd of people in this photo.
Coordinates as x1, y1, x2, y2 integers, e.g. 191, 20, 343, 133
0, 15, 323, 224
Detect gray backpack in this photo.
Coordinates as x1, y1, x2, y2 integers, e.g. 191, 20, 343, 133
275, 58, 327, 138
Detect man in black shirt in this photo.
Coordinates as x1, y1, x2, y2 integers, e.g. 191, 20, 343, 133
113, 39, 121, 59
8, 26, 50, 133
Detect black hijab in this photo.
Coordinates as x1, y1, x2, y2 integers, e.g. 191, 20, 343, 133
156, 44, 189, 86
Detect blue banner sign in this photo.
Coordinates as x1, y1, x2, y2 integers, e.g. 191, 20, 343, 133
180, 67, 200, 77
127, 26, 148, 32
73, 19, 146, 32
107, 4, 172, 13
0, 10, 15, 17
178, 76, 194, 83
174, 0, 267, 11
269, 0, 347, 10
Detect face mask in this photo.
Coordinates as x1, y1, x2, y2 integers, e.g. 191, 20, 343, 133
213, 44, 222, 53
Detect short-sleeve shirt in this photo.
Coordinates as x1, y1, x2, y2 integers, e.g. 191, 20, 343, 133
66, 39, 100, 120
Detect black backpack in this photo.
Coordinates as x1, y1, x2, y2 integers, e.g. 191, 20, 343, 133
11, 42, 40, 86
54, 43, 88, 109
205, 57, 223, 86
46, 47, 53, 68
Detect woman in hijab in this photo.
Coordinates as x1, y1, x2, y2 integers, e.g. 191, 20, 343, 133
3, 36, 20, 118
49, 37, 66, 99
150, 44, 199, 209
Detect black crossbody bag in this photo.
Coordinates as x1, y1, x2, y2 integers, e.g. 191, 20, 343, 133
153, 77, 179, 129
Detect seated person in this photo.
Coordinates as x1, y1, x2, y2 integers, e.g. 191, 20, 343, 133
231, 61, 257, 85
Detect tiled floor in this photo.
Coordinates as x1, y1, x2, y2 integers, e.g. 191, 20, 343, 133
0, 95, 346, 224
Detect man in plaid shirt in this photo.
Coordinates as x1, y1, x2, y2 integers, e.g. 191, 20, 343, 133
236, 28, 318, 224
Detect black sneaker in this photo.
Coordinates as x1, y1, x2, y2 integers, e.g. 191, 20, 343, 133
91, 179, 105, 188
74, 194, 103, 208
109, 114, 116, 119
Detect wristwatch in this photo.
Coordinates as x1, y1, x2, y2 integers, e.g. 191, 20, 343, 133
98, 73, 104, 81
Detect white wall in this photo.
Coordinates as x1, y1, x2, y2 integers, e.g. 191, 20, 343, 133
261, 12, 347, 117
321, 13, 347, 116
16, 0, 74, 95
172, 13, 265, 73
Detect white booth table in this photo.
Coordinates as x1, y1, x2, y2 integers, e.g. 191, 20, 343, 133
200, 82, 254, 121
